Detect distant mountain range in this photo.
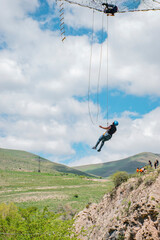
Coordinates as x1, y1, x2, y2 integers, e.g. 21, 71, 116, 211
74, 152, 160, 177
0, 148, 92, 177
0, 148, 159, 178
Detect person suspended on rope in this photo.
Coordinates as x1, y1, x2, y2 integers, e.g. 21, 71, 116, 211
92, 121, 119, 152
102, 2, 118, 16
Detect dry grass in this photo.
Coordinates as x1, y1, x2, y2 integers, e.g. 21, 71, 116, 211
0, 169, 113, 212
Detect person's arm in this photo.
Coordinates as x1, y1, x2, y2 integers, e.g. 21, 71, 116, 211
108, 4, 114, 9
99, 125, 111, 130
102, 3, 108, 7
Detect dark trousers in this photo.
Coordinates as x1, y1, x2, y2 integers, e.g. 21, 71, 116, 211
95, 134, 111, 151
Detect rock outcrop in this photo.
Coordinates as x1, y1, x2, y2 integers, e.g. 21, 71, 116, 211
74, 170, 160, 240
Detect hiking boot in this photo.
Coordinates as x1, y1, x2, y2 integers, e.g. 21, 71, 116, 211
97, 149, 101, 152
92, 146, 96, 150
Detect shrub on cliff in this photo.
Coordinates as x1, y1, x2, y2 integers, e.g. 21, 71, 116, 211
112, 171, 129, 188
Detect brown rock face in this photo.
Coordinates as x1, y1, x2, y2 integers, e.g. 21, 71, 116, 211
74, 170, 160, 240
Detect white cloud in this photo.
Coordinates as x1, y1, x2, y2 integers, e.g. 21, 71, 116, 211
60, 6, 160, 96
0, 58, 27, 90
106, 11, 160, 95
0, 0, 160, 167
71, 107, 160, 166
64, 3, 103, 31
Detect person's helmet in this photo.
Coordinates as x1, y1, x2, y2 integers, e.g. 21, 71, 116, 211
114, 120, 119, 126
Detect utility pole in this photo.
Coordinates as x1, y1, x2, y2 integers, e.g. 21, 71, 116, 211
38, 156, 41, 173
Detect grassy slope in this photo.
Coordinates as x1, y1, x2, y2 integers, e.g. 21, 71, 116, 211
1, 149, 159, 214
0, 148, 92, 177
0, 148, 113, 212
0, 169, 113, 212
75, 152, 160, 177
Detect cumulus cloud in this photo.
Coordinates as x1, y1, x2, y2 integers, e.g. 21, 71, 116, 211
0, 0, 160, 166
71, 107, 160, 166
106, 11, 160, 95
0, 58, 27, 90
61, 4, 160, 96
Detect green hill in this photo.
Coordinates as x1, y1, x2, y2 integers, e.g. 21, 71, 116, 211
0, 148, 92, 177
74, 152, 160, 177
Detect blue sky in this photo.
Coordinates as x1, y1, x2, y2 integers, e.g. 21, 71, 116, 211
0, 0, 160, 167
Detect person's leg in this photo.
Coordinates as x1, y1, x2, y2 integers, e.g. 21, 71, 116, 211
92, 135, 104, 149
104, 9, 111, 14
97, 140, 105, 152
97, 134, 111, 152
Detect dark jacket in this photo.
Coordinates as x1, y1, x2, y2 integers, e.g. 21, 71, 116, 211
108, 124, 117, 136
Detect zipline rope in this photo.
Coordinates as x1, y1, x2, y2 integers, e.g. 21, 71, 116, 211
61, 0, 160, 13
106, 15, 109, 126
88, 10, 106, 125
88, 9, 95, 125
96, 12, 105, 122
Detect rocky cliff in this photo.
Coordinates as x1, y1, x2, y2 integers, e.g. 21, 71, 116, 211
74, 169, 160, 240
